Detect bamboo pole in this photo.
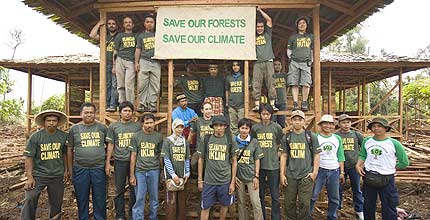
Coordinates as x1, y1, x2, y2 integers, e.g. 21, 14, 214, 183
167, 60, 174, 135
361, 76, 366, 131
27, 67, 32, 135
399, 67, 403, 141
90, 67, 94, 103
328, 67, 332, 114
244, 60, 249, 118
312, 4, 321, 130
65, 75, 70, 128
99, 10, 107, 123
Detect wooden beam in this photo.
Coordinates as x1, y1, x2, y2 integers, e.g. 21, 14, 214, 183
65, 75, 70, 128
328, 67, 332, 114
321, 0, 381, 43
368, 81, 400, 115
398, 67, 403, 141
89, 67, 94, 103
167, 60, 174, 135
312, 5, 321, 130
67, 3, 95, 18
27, 68, 32, 135
244, 60, 249, 118
99, 10, 107, 123
321, 0, 354, 16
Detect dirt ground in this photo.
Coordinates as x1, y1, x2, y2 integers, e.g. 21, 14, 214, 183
0, 124, 429, 219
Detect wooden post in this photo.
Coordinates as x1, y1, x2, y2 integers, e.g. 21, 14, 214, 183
65, 75, 70, 128
167, 60, 174, 135
398, 67, 403, 141
342, 88, 346, 112
312, 5, 321, 128
405, 104, 409, 140
357, 80, 360, 116
90, 67, 94, 103
244, 60, 249, 117
361, 76, 366, 131
99, 10, 107, 123
328, 67, 332, 114
27, 67, 32, 135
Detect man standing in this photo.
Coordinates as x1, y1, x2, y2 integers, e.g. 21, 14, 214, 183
202, 63, 225, 116
90, 18, 119, 112
175, 60, 204, 116
172, 94, 198, 136
310, 114, 345, 220
253, 7, 278, 112
272, 59, 288, 128
280, 110, 320, 220
251, 104, 283, 220
225, 61, 245, 135
356, 118, 409, 220
114, 16, 136, 103
21, 110, 68, 220
135, 14, 160, 113
287, 16, 314, 111
67, 103, 108, 220
197, 115, 238, 220
129, 113, 163, 220
336, 114, 364, 220
105, 101, 142, 220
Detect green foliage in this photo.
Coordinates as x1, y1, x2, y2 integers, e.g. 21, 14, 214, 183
32, 94, 65, 114
404, 77, 430, 113
0, 67, 13, 98
328, 25, 369, 55
0, 99, 23, 123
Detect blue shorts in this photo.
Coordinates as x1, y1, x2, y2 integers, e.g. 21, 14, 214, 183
201, 182, 234, 209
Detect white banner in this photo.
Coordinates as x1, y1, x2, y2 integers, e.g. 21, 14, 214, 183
154, 6, 256, 60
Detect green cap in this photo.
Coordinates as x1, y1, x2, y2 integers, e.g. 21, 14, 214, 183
367, 117, 392, 131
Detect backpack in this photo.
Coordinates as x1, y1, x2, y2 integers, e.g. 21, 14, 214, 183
284, 130, 314, 165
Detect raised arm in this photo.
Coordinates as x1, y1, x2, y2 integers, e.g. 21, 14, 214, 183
90, 20, 104, 41
257, 7, 272, 28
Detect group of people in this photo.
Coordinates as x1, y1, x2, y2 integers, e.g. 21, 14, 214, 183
22, 99, 409, 220
91, 7, 315, 117
21, 7, 410, 220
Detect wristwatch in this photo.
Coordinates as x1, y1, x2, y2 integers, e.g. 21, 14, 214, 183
340, 172, 345, 175
254, 175, 259, 179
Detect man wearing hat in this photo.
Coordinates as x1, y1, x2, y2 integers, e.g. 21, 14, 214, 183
287, 16, 314, 111
335, 114, 364, 220
197, 115, 239, 220
356, 117, 409, 220
67, 102, 108, 220
175, 60, 204, 116
202, 63, 225, 116
172, 93, 198, 139
280, 110, 320, 220
21, 110, 68, 220
253, 7, 278, 112
310, 114, 345, 220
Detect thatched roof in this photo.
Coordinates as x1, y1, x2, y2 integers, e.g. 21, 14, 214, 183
22, 0, 394, 57
2, 52, 429, 86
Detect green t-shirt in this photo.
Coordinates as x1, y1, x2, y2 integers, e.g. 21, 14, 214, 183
273, 73, 288, 104
287, 33, 314, 62
255, 26, 275, 62
106, 121, 142, 161
23, 129, 68, 177
280, 131, 321, 179
129, 131, 163, 172
251, 122, 283, 170
203, 75, 225, 98
197, 134, 239, 185
67, 123, 108, 168
225, 74, 245, 109
335, 130, 363, 169
106, 32, 117, 64
136, 31, 155, 60
237, 138, 264, 183
191, 117, 214, 150
175, 75, 204, 104
114, 32, 136, 62
161, 138, 190, 179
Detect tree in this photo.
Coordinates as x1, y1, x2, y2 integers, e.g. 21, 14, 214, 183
404, 77, 430, 114
32, 94, 65, 114
6, 27, 25, 60
327, 25, 369, 55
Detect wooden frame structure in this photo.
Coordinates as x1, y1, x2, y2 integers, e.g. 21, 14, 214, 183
20, 0, 395, 135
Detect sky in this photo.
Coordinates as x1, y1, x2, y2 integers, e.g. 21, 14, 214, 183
0, 0, 429, 107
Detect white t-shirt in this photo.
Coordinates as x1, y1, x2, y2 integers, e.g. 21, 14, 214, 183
317, 134, 345, 170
